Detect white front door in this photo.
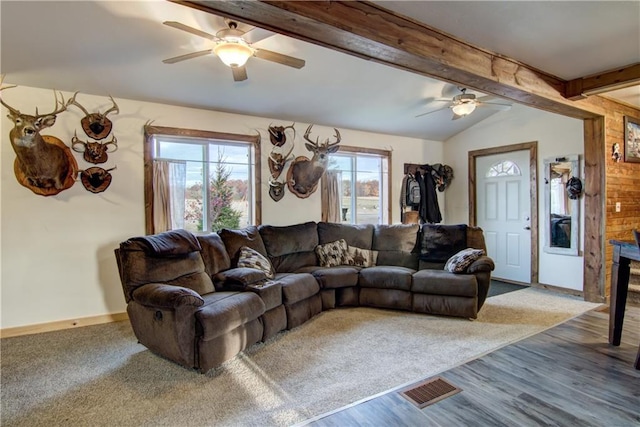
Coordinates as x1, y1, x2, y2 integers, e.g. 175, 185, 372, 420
476, 151, 531, 283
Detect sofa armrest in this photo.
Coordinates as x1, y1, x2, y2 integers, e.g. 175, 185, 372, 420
214, 267, 268, 289
467, 256, 495, 273
131, 283, 204, 309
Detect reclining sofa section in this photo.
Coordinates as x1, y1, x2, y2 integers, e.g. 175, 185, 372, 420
115, 222, 494, 373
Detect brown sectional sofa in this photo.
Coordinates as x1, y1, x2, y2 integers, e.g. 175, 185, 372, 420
115, 222, 494, 373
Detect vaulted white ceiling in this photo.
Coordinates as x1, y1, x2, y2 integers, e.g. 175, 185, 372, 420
1, 1, 638, 141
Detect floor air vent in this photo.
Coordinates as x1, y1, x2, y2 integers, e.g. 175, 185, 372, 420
399, 377, 462, 409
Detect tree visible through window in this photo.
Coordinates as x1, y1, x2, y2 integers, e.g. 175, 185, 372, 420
144, 125, 261, 235
324, 146, 390, 225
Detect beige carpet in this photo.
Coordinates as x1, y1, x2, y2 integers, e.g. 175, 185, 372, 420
1, 288, 600, 427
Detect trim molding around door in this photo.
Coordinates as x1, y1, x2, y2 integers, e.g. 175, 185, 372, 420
468, 142, 539, 284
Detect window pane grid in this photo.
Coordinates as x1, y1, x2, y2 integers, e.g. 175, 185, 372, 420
332, 152, 388, 225
153, 135, 252, 233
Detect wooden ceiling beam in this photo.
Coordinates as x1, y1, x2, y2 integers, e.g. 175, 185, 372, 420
173, 0, 600, 119
566, 63, 640, 100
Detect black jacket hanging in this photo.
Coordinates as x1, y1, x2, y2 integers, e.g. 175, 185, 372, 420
420, 167, 442, 224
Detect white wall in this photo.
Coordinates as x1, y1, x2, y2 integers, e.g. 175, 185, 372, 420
0, 85, 443, 329
444, 104, 585, 291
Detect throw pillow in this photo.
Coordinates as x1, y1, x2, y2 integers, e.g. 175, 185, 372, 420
444, 248, 485, 273
315, 239, 350, 267
237, 246, 275, 279
347, 246, 378, 267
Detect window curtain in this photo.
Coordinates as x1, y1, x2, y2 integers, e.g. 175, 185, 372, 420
322, 170, 341, 223
153, 160, 186, 233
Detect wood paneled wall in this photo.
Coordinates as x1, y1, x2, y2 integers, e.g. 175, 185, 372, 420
600, 100, 640, 296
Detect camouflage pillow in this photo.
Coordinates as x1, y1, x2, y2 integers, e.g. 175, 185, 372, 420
347, 246, 378, 267
237, 246, 275, 279
315, 239, 350, 267
444, 248, 485, 273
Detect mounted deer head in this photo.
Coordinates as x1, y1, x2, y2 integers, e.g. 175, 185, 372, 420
268, 176, 286, 202
71, 131, 117, 164
268, 122, 295, 146
67, 92, 119, 139
79, 166, 116, 193
0, 77, 77, 195
286, 124, 340, 198
268, 141, 295, 179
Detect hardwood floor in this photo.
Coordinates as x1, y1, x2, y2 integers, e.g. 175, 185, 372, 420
304, 304, 640, 426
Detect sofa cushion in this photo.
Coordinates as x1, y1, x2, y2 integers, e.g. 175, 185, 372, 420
196, 292, 266, 341
315, 239, 351, 267
312, 266, 360, 289
219, 226, 268, 268
118, 239, 215, 300
444, 248, 485, 273
412, 269, 478, 297
238, 246, 275, 279
276, 273, 320, 304
347, 246, 378, 267
467, 226, 487, 251
260, 222, 319, 272
259, 222, 318, 257
197, 233, 231, 279
130, 229, 201, 256
373, 224, 419, 269
358, 266, 415, 291
420, 224, 467, 262
317, 222, 374, 248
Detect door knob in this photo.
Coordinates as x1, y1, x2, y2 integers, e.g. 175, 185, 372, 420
524, 226, 531, 230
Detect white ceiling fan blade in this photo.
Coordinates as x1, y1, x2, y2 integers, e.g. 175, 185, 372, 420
163, 21, 215, 40
232, 66, 248, 82
415, 106, 450, 118
243, 27, 276, 44
163, 49, 213, 64
254, 49, 305, 69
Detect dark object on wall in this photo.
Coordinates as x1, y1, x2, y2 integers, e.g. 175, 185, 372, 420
0, 79, 77, 196
80, 166, 116, 193
268, 122, 295, 146
71, 131, 117, 164
268, 143, 294, 179
612, 142, 621, 162
287, 124, 340, 198
566, 176, 583, 200
403, 163, 454, 192
67, 92, 119, 140
268, 123, 295, 179
268, 177, 286, 202
430, 163, 454, 192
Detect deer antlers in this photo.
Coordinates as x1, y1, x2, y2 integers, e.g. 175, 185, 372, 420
303, 124, 341, 149
67, 92, 119, 139
0, 75, 68, 118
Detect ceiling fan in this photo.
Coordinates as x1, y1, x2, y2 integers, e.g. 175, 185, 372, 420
162, 20, 306, 82
416, 88, 511, 120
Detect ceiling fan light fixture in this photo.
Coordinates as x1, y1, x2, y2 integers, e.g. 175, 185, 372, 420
451, 101, 477, 116
214, 40, 253, 68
